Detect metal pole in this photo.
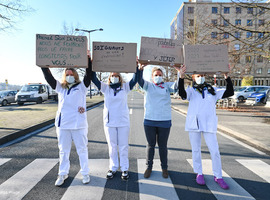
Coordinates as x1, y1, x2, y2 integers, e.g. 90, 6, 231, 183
88, 32, 92, 99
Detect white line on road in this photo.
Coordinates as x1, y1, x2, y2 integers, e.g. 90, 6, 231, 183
129, 109, 133, 114
187, 159, 255, 200
0, 158, 11, 166
236, 159, 270, 183
137, 159, 179, 200
61, 159, 109, 200
0, 159, 58, 200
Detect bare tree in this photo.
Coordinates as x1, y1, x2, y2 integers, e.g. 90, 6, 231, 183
0, 0, 33, 32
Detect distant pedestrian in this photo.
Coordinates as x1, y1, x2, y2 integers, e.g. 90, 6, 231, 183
138, 64, 178, 179
91, 63, 139, 180
175, 65, 234, 189
41, 57, 92, 186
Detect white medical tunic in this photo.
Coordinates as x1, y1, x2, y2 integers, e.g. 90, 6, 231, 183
185, 87, 225, 133
55, 81, 88, 129
101, 82, 130, 127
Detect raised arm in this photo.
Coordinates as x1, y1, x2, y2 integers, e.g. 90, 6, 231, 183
174, 65, 187, 99
41, 68, 57, 89
83, 56, 92, 88
222, 75, 234, 98
91, 71, 101, 90
137, 64, 145, 88
129, 66, 139, 90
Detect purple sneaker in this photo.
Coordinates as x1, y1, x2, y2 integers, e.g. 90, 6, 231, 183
214, 177, 229, 190
196, 174, 206, 185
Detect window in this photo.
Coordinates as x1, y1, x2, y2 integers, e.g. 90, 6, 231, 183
246, 32, 252, 38
257, 55, 263, 63
259, 8, 265, 14
256, 68, 262, 73
235, 19, 241, 25
258, 32, 264, 38
247, 20, 253, 26
188, 19, 194, 26
211, 19, 217, 26
236, 7, 241, 14
246, 56, 251, 63
257, 44, 263, 49
224, 33, 229, 39
188, 7, 194, 14
234, 44, 240, 50
212, 7, 218, 14
235, 32, 241, 38
224, 19, 229, 26
258, 19, 265, 26
247, 7, 253, 14
224, 7, 230, 14
211, 32, 217, 39
268, 68, 270, 74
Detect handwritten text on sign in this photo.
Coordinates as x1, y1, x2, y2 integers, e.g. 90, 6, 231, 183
139, 36, 183, 66
36, 34, 88, 68
92, 42, 137, 73
184, 44, 229, 73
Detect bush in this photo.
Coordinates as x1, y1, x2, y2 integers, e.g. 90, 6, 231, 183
241, 76, 253, 86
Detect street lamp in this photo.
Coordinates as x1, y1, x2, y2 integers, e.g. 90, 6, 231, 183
75, 28, 103, 98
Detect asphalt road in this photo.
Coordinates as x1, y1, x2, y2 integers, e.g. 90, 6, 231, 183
0, 91, 269, 200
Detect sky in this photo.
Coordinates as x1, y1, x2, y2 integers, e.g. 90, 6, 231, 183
0, 0, 186, 85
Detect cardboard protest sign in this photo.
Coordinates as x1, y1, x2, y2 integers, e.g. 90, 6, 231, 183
139, 36, 183, 66
92, 42, 137, 73
184, 44, 229, 73
36, 34, 88, 68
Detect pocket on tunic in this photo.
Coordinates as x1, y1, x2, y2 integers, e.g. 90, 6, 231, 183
185, 115, 199, 131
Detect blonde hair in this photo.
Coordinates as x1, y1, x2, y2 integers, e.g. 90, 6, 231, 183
151, 67, 163, 76
61, 68, 81, 89
108, 72, 124, 87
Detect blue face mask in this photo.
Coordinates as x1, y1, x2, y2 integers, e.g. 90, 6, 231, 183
110, 77, 119, 84
153, 76, 163, 84
195, 76, 205, 85
66, 76, 75, 84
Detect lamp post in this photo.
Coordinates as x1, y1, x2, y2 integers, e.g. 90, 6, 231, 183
75, 28, 103, 98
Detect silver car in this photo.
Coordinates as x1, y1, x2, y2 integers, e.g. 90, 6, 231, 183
0, 90, 17, 106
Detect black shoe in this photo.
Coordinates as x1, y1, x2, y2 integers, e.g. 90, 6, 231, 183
106, 170, 116, 179
121, 171, 129, 180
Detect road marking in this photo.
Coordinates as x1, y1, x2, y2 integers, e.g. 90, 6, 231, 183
0, 158, 11, 166
0, 159, 58, 200
236, 159, 270, 183
61, 159, 109, 200
187, 159, 255, 200
129, 109, 133, 114
137, 159, 179, 200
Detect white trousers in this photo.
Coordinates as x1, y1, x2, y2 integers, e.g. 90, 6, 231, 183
56, 128, 90, 176
104, 126, 130, 172
189, 131, 223, 178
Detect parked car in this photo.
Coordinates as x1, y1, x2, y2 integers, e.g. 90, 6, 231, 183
0, 90, 17, 106
15, 83, 57, 106
87, 88, 99, 96
231, 86, 270, 102
246, 88, 270, 105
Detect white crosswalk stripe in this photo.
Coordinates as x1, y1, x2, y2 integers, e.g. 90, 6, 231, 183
137, 159, 179, 200
187, 159, 255, 200
236, 159, 270, 183
130, 108, 133, 114
0, 158, 11, 166
0, 159, 58, 200
61, 159, 109, 200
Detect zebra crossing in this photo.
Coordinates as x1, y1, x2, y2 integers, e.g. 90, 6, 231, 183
0, 158, 269, 200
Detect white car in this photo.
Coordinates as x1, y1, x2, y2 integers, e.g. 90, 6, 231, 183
87, 88, 99, 96
231, 86, 270, 102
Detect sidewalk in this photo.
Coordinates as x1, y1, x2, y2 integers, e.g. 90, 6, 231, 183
171, 98, 270, 153
0, 96, 104, 145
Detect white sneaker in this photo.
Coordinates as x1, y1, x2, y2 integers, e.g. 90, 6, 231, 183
82, 174, 90, 184
55, 175, 68, 186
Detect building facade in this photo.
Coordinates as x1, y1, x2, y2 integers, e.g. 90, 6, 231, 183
171, 0, 270, 86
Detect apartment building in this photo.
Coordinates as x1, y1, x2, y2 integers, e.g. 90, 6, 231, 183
171, 0, 270, 86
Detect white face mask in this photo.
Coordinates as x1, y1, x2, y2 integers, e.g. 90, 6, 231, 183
66, 75, 75, 84
195, 76, 205, 85
153, 76, 163, 84
110, 77, 119, 84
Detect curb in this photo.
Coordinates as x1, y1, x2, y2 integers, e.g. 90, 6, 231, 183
171, 105, 270, 153
0, 101, 104, 146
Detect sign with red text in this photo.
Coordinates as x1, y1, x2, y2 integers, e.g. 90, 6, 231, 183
92, 42, 137, 73
139, 36, 183, 66
36, 34, 88, 68
184, 44, 229, 73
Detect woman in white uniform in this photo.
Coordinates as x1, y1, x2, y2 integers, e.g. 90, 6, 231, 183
91, 67, 138, 180
41, 58, 91, 186
175, 65, 234, 190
